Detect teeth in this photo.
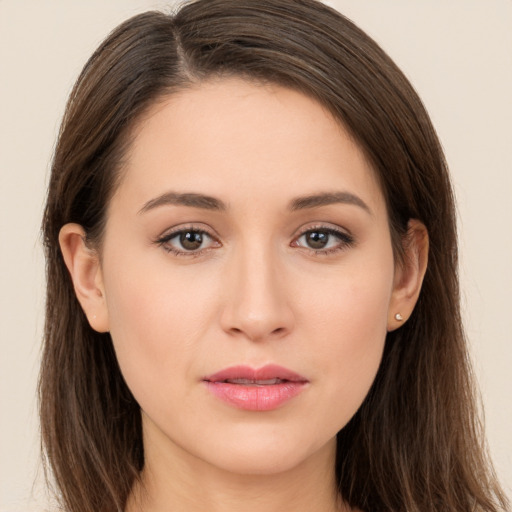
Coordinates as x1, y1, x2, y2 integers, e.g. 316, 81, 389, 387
225, 378, 283, 385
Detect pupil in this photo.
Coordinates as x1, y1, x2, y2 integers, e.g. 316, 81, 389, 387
180, 231, 203, 250
306, 231, 328, 249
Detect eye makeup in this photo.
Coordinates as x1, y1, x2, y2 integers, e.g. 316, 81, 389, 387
154, 221, 355, 259
155, 225, 221, 257
291, 224, 355, 256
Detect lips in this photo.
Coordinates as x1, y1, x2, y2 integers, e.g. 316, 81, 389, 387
203, 365, 309, 411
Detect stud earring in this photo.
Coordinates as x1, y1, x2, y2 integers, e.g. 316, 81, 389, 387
394, 313, 404, 321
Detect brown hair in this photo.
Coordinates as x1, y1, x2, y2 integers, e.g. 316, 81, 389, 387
40, 1, 509, 511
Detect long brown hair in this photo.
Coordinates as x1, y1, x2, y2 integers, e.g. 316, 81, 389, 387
40, 1, 509, 511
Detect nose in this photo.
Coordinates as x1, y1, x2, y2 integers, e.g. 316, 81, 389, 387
219, 244, 295, 342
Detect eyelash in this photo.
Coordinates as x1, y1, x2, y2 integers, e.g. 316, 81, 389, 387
155, 225, 219, 258
155, 225, 355, 257
292, 225, 355, 255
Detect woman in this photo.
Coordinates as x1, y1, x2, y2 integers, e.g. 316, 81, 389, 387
40, 0, 509, 511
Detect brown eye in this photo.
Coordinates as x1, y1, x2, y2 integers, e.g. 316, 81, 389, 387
294, 227, 354, 254
179, 231, 203, 251
158, 228, 219, 255
304, 231, 329, 249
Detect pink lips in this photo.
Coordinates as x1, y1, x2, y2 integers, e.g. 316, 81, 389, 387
203, 364, 308, 411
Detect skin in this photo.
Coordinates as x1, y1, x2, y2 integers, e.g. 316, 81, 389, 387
60, 78, 428, 512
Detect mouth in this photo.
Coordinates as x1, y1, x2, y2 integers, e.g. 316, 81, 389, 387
203, 365, 309, 411
216, 378, 289, 385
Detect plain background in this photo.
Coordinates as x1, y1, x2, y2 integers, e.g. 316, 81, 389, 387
0, 1, 510, 510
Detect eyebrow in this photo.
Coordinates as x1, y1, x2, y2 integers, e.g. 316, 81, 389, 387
138, 192, 227, 214
289, 191, 372, 215
138, 190, 371, 215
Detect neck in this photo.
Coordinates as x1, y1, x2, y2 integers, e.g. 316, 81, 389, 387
125, 425, 348, 512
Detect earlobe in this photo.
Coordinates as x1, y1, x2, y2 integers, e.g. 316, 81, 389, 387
387, 219, 429, 331
59, 223, 109, 333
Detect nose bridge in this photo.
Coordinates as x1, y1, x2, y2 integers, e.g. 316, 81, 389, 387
220, 237, 293, 341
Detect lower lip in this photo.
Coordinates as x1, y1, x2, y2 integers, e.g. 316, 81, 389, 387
204, 381, 307, 411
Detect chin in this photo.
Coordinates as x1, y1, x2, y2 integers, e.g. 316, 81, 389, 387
195, 429, 336, 477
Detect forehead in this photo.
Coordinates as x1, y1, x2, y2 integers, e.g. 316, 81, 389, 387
115, 77, 385, 215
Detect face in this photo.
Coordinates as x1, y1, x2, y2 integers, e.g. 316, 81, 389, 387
92, 78, 401, 475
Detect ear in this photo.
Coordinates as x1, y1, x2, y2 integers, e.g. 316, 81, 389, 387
387, 219, 429, 331
59, 223, 109, 332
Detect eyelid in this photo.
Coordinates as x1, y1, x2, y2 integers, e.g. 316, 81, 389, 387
153, 222, 354, 257
292, 222, 353, 239
154, 223, 221, 256
291, 223, 355, 253
156, 222, 218, 239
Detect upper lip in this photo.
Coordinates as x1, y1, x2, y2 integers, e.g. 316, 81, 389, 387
204, 364, 308, 383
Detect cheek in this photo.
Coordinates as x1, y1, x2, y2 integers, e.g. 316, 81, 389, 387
101, 254, 219, 409
300, 254, 393, 426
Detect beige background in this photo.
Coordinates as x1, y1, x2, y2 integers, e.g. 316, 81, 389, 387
0, 1, 510, 510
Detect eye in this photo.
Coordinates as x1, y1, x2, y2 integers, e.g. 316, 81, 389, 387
156, 228, 220, 255
292, 227, 354, 254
